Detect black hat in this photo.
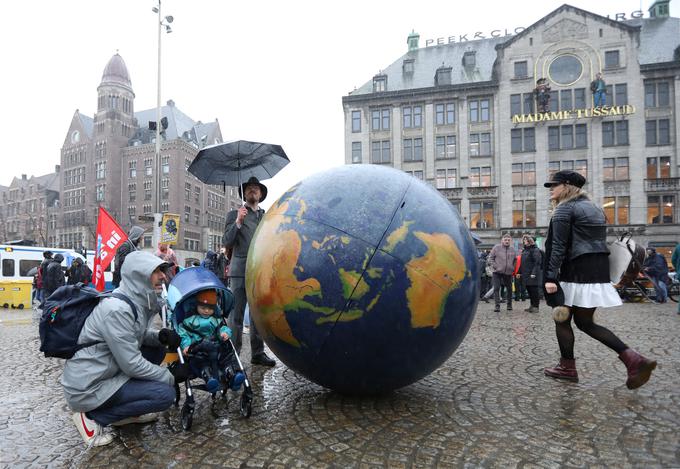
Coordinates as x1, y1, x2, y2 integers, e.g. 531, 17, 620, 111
543, 170, 586, 188
43, 250, 53, 258
239, 176, 268, 202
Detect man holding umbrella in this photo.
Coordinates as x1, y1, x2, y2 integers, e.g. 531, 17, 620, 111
223, 177, 276, 367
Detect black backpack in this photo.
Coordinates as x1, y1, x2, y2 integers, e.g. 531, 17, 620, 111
39, 283, 137, 359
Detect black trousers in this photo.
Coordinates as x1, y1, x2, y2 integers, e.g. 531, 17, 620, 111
492, 273, 513, 306
526, 285, 540, 307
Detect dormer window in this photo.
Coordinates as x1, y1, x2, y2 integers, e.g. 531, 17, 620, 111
435, 67, 452, 86
403, 59, 414, 74
463, 51, 476, 68
373, 75, 387, 92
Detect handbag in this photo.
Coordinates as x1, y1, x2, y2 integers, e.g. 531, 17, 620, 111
609, 233, 645, 286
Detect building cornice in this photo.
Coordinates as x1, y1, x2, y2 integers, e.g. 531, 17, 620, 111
342, 81, 499, 105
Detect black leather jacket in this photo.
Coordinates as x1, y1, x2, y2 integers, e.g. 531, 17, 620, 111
544, 195, 609, 282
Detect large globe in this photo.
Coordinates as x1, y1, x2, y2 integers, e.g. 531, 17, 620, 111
246, 165, 479, 394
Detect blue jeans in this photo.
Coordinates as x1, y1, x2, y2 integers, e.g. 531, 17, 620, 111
594, 90, 606, 107
87, 346, 175, 426
649, 277, 668, 303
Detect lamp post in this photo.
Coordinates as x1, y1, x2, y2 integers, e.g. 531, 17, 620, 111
151, 1, 173, 249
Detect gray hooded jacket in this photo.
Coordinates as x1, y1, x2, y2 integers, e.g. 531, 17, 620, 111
61, 251, 173, 412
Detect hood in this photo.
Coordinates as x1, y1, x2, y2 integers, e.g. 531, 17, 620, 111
116, 251, 167, 309
128, 226, 145, 244
206, 250, 216, 259
53, 254, 64, 263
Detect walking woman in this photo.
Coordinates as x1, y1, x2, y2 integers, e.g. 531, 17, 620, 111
519, 235, 542, 313
542, 170, 656, 389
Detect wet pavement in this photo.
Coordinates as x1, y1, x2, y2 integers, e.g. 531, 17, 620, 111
1, 300, 679, 468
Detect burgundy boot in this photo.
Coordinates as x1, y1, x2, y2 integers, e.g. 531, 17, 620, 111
544, 358, 578, 382
619, 349, 657, 390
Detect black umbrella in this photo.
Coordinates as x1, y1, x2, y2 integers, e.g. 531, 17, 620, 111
188, 140, 290, 202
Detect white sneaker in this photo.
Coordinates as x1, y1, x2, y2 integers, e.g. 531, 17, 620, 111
72, 412, 115, 447
111, 413, 158, 427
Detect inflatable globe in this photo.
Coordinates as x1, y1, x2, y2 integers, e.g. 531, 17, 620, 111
246, 165, 479, 394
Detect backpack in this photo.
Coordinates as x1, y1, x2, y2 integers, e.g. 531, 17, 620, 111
609, 233, 646, 286
39, 284, 137, 359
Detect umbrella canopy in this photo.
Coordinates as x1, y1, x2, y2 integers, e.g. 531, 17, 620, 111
188, 140, 290, 188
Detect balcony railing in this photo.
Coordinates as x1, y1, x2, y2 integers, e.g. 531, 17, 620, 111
467, 186, 498, 198
437, 187, 463, 199
644, 177, 680, 192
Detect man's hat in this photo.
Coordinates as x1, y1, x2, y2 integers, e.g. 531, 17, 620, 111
43, 250, 53, 258
239, 176, 267, 202
196, 289, 217, 307
543, 170, 586, 188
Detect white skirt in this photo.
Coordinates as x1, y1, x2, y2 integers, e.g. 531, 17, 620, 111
560, 282, 622, 308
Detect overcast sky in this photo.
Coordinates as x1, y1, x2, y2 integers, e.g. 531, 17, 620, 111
2, 0, 675, 208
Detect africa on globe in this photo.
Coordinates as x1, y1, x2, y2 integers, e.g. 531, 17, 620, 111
246, 165, 479, 394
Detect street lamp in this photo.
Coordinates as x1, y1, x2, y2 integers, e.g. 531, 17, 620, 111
152, 1, 173, 249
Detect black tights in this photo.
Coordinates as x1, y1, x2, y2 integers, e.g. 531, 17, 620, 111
555, 306, 628, 359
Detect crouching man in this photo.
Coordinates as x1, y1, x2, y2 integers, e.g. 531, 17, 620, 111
62, 251, 188, 447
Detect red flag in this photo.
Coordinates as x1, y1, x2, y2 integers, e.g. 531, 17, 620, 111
91, 207, 128, 291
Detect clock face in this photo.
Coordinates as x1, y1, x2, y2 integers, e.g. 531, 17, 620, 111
71, 130, 80, 143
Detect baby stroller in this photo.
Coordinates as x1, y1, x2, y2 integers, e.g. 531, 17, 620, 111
165, 267, 253, 430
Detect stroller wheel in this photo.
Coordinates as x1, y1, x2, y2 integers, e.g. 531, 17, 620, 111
240, 392, 252, 418
180, 404, 193, 430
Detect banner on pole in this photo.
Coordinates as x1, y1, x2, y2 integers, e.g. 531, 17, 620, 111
160, 213, 180, 245
91, 207, 128, 291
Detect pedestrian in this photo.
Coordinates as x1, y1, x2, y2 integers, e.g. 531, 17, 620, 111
215, 247, 230, 288
155, 243, 179, 281
590, 72, 606, 107
43, 253, 65, 299
38, 250, 53, 306
519, 235, 542, 313
643, 247, 669, 303
479, 250, 491, 303
488, 234, 516, 312
672, 242, 680, 314
542, 170, 656, 389
112, 226, 145, 288
512, 252, 528, 301
62, 251, 188, 447
223, 176, 275, 367
200, 249, 217, 272
66, 258, 92, 286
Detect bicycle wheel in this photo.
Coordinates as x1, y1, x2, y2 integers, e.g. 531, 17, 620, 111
668, 282, 679, 303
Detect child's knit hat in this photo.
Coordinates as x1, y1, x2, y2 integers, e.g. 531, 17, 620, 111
196, 289, 217, 306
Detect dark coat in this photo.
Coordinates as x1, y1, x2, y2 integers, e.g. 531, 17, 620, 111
543, 195, 609, 282
112, 226, 145, 287
643, 252, 669, 280
222, 206, 264, 279
67, 262, 92, 285
44, 255, 65, 296
519, 245, 543, 286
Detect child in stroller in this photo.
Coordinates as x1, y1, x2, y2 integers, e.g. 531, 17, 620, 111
177, 289, 245, 393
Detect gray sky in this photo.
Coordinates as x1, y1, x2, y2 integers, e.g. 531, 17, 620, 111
2, 0, 673, 207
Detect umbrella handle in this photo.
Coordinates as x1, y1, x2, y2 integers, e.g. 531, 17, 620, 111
238, 160, 245, 205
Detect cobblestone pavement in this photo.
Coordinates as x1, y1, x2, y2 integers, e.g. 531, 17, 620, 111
1, 300, 679, 468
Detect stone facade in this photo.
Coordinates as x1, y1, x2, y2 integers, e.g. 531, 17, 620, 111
342, 4, 680, 259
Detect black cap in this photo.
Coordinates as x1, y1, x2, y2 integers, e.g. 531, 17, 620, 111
543, 170, 586, 188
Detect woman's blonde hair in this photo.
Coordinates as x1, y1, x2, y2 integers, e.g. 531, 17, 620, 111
552, 184, 590, 208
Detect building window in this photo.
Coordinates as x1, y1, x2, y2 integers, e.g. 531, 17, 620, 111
161, 178, 169, 200
161, 202, 169, 212
403, 59, 414, 74
371, 109, 390, 131
605, 50, 620, 69
646, 119, 671, 145
512, 200, 536, 227
549, 160, 588, 180
143, 180, 152, 200
470, 166, 492, 187
435, 135, 456, 159
351, 142, 362, 163
128, 205, 136, 217
510, 128, 535, 152
548, 124, 587, 150
371, 140, 391, 164
510, 94, 534, 115
194, 186, 201, 203
435, 67, 452, 86
646, 156, 671, 179
469, 201, 494, 229
435, 102, 456, 125
514, 61, 528, 78
403, 138, 423, 162
603, 157, 629, 181
351, 110, 361, 133
144, 158, 153, 176
184, 205, 191, 222
95, 184, 105, 202
185, 182, 191, 201
560, 90, 572, 111
403, 105, 422, 129
647, 195, 674, 224
469, 133, 492, 156
162, 155, 170, 174
603, 196, 629, 224
373, 75, 387, 92
602, 121, 629, 146
511, 163, 536, 186
194, 209, 200, 225
435, 169, 457, 189
128, 182, 137, 202
645, 81, 670, 108
604, 83, 628, 106
404, 170, 423, 180
95, 161, 106, 180
469, 98, 490, 122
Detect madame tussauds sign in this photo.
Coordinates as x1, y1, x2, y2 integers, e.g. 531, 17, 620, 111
511, 104, 636, 123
